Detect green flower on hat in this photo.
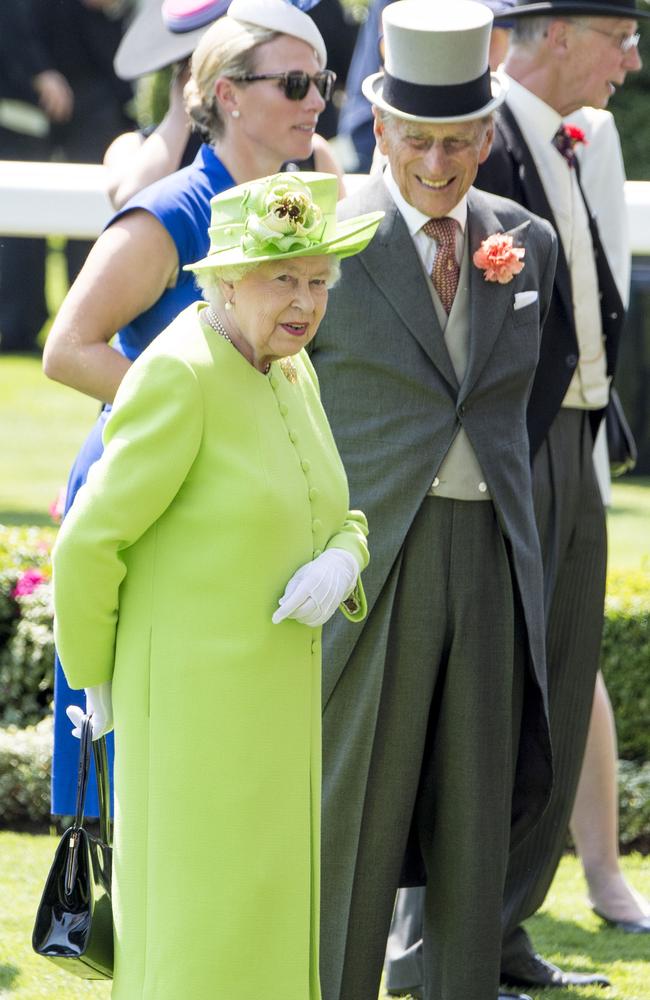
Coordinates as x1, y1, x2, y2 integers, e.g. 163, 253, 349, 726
241, 175, 326, 257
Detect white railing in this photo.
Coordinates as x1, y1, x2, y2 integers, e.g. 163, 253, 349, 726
0, 162, 111, 239
1, 160, 650, 254
623, 182, 650, 257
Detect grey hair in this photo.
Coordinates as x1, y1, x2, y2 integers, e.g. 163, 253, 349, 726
511, 16, 552, 46
194, 263, 259, 308
184, 18, 279, 143
194, 256, 342, 309
511, 15, 592, 48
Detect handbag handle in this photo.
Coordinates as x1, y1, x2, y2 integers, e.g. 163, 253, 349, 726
92, 729, 112, 848
65, 716, 112, 897
72, 716, 94, 831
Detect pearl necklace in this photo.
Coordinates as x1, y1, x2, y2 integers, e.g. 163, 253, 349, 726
203, 307, 270, 375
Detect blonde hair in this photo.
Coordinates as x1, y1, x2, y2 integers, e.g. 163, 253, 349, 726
184, 18, 279, 143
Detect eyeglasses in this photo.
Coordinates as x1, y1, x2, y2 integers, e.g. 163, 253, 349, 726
230, 69, 336, 102
583, 24, 640, 53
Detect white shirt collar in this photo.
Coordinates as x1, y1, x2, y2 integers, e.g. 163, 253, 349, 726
383, 165, 468, 237
502, 73, 563, 146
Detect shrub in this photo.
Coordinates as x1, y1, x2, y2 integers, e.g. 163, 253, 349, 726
601, 571, 650, 763
0, 526, 56, 728
6, 718, 650, 844
619, 761, 650, 850
0, 716, 52, 824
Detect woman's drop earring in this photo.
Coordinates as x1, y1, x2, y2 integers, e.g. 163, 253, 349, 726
225, 301, 233, 311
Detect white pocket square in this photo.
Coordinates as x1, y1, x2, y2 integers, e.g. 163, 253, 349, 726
514, 290, 538, 310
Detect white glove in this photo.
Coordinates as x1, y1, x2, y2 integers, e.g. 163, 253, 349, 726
66, 681, 113, 740
272, 549, 359, 627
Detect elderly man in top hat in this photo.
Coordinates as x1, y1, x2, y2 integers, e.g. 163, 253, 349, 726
337, 0, 518, 171
309, 3, 557, 999
465, 0, 647, 990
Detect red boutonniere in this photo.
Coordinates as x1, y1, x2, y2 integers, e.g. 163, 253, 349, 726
473, 232, 526, 284
563, 123, 588, 145
553, 123, 588, 163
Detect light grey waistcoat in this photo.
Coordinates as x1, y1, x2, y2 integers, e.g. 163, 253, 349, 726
427, 238, 491, 501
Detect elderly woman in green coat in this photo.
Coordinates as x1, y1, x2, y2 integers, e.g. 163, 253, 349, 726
53, 172, 383, 1000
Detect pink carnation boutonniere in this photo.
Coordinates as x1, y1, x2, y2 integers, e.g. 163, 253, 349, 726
473, 231, 526, 284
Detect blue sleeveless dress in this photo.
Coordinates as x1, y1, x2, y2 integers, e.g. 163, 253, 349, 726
51, 145, 234, 815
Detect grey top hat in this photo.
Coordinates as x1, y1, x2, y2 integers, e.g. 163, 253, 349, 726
362, 0, 508, 124
499, 0, 650, 16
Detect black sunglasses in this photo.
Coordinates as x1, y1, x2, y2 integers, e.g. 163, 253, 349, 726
230, 69, 336, 102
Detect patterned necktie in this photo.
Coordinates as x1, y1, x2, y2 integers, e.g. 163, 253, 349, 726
422, 217, 460, 314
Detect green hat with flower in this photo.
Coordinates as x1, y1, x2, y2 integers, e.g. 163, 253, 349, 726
185, 172, 384, 272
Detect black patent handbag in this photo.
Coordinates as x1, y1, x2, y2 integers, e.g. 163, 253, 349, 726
32, 715, 113, 979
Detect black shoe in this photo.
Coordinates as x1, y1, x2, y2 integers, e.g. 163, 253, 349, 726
501, 952, 610, 989
593, 907, 650, 933
388, 989, 531, 999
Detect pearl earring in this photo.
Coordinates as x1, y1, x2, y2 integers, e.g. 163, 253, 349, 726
225, 301, 233, 311
231, 109, 240, 119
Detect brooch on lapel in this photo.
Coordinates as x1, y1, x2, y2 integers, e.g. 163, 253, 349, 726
279, 357, 297, 384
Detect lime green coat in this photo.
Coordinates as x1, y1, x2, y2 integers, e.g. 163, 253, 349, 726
53, 302, 368, 1000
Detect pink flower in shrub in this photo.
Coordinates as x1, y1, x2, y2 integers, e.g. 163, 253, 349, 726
49, 487, 66, 524
12, 569, 47, 598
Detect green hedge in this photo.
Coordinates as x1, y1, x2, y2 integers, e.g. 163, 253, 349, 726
0, 717, 52, 824
601, 571, 650, 763
1, 717, 648, 842
609, 29, 650, 181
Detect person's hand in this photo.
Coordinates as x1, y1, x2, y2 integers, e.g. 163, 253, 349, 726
170, 60, 192, 111
32, 70, 74, 123
272, 549, 359, 627
66, 682, 113, 740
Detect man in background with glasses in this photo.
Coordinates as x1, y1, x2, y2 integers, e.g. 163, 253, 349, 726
474, 0, 646, 991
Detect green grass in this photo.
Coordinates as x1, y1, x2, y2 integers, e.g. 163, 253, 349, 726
516, 854, 650, 1000
0, 356, 97, 525
0, 832, 110, 999
1, 832, 648, 1000
608, 478, 650, 574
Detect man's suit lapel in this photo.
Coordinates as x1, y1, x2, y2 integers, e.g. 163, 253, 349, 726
461, 189, 516, 400
354, 178, 459, 391
497, 103, 574, 326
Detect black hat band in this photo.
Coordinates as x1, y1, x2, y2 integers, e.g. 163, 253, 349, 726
382, 68, 493, 118
508, 0, 649, 14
